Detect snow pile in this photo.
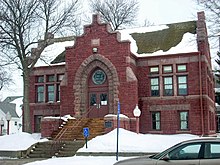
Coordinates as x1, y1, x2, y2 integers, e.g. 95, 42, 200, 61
0, 132, 48, 151
78, 128, 199, 153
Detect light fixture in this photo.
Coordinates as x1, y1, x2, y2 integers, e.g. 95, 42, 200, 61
133, 104, 141, 134
133, 104, 141, 117
92, 47, 98, 53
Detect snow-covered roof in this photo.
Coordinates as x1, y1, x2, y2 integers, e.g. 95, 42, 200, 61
37, 21, 198, 66
35, 39, 74, 67
119, 21, 198, 57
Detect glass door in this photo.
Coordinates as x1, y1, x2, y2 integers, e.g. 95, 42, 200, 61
89, 92, 108, 118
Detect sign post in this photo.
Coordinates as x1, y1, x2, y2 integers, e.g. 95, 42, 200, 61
83, 127, 89, 148
116, 101, 120, 161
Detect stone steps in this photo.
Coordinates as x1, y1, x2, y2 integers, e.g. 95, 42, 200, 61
26, 140, 85, 158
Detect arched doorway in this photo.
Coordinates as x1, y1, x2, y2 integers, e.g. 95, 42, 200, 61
73, 54, 119, 118
88, 68, 108, 118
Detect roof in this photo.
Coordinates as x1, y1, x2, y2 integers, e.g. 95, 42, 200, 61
3, 96, 22, 103
0, 102, 19, 118
0, 96, 23, 118
48, 20, 197, 64
130, 21, 197, 54
35, 36, 75, 67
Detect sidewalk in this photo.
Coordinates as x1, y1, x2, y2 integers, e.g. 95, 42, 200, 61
0, 158, 46, 165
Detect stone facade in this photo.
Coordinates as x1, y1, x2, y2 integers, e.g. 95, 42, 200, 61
29, 12, 216, 136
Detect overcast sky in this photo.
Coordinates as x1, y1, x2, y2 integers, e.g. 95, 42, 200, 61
137, 0, 199, 25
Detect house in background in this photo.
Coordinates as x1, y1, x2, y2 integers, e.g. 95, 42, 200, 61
28, 11, 216, 138
0, 96, 23, 135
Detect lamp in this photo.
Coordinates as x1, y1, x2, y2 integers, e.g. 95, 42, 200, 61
0, 118, 4, 136
6, 112, 11, 135
133, 104, 141, 133
92, 47, 98, 53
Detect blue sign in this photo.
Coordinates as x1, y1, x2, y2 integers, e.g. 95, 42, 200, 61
83, 127, 89, 137
117, 101, 120, 115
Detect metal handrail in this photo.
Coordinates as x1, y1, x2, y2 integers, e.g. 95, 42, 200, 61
53, 105, 97, 141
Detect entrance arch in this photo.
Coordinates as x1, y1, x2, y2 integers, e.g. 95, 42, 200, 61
88, 68, 108, 117
73, 54, 119, 118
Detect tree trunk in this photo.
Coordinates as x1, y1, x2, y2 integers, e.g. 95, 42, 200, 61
22, 68, 32, 133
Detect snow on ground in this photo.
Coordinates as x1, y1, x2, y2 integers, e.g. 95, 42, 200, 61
0, 132, 48, 151
0, 128, 201, 165
78, 129, 198, 153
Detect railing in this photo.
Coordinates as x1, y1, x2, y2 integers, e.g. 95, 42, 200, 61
53, 105, 97, 141
50, 106, 98, 157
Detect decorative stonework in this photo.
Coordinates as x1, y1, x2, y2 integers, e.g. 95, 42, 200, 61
73, 54, 119, 116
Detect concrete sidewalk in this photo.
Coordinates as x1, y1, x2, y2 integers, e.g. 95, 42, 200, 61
0, 158, 46, 165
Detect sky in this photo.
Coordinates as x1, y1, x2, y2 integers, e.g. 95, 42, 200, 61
0, 0, 202, 101
137, 0, 198, 25
0, 128, 202, 165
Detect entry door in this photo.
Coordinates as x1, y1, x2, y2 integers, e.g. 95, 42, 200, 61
89, 92, 108, 118
34, 115, 42, 133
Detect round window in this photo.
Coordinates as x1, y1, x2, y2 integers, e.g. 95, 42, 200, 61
92, 69, 106, 85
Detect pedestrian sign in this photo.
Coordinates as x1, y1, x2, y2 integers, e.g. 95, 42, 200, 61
83, 127, 89, 138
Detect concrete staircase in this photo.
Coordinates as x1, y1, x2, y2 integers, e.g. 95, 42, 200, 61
25, 118, 105, 158
52, 118, 105, 141
26, 140, 85, 158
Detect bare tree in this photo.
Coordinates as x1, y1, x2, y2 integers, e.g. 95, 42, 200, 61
196, 0, 220, 36
0, 0, 81, 133
89, 0, 139, 30
0, 69, 12, 91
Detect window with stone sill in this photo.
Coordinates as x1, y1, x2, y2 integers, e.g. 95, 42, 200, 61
47, 75, 55, 82
177, 64, 187, 72
151, 112, 161, 130
36, 76, 44, 83
150, 66, 159, 74
36, 85, 44, 102
150, 77, 159, 96
35, 74, 63, 103
177, 76, 188, 95
47, 85, 55, 102
180, 111, 189, 130
163, 76, 173, 96
163, 65, 172, 73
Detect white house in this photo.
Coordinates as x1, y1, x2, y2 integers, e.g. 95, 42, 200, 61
0, 96, 23, 135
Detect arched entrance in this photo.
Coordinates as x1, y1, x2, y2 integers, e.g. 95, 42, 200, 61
88, 68, 108, 118
73, 54, 119, 118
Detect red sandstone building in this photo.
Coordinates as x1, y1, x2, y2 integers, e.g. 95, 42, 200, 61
29, 12, 216, 137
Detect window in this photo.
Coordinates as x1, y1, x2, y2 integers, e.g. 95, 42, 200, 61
169, 143, 202, 160
178, 76, 188, 95
163, 77, 173, 96
204, 143, 220, 159
180, 111, 188, 130
36, 76, 44, 83
152, 112, 160, 130
150, 66, 159, 74
47, 75, 55, 82
177, 64, 187, 72
57, 74, 64, 82
150, 78, 159, 96
57, 84, 61, 101
37, 86, 44, 102
90, 93, 96, 106
14, 121, 17, 126
163, 65, 172, 73
100, 93, 108, 105
47, 85, 54, 102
